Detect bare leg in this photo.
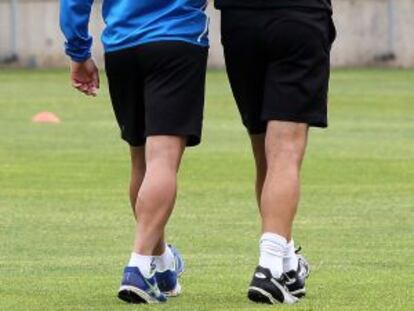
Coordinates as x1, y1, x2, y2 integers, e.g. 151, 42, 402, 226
129, 146, 146, 219
261, 121, 308, 240
128, 146, 165, 255
250, 134, 267, 210
133, 136, 186, 256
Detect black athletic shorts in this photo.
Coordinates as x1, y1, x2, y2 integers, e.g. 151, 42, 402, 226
221, 8, 337, 134
105, 41, 208, 147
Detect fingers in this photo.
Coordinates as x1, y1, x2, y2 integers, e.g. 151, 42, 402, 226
72, 81, 86, 94
72, 81, 88, 95
71, 80, 98, 97
87, 72, 100, 96
70, 59, 100, 97
86, 85, 98, 97
94, 71, 100, 90
89, 74, 99, 96
72, 81, 83, 89
87, 71, 100, 96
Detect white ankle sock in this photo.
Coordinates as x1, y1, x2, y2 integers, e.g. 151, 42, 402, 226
128, 252, 156, 278
283, 240, 299, 273
259, 232, 287, 278
154, 244, 175, 272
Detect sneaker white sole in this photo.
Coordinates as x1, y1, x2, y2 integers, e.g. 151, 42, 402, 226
163, 282, 182, 297
118, 285, 163, 304
290, 287, 306, 297
248, 285, 299, 305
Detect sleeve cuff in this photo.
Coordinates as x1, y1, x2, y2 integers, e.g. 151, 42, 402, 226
64, 39, 92, 63
69, 52, 92, 63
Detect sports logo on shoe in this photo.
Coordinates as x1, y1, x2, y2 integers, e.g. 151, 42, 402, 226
254, 272, 267, 279
143, 278, 162, 298
150, 257, 157, 275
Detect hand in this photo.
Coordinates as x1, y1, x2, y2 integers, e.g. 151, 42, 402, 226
70, 58, 100, 96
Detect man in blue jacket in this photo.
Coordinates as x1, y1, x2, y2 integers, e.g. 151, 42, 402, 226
60, 0, 209, 304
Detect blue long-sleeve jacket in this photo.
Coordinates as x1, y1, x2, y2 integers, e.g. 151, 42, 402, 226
60, 0, 209, 62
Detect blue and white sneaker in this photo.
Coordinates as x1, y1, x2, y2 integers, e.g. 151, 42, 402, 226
118, 267, 167, 304
155, 245, 185, 297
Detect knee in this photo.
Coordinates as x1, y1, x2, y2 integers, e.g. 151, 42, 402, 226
143, 158, 179, 197
146, 156, 178, 177
265, 121, 308, 168
266, 140, 305, 170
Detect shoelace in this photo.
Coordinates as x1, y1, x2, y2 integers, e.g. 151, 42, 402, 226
295, 246, 302, 254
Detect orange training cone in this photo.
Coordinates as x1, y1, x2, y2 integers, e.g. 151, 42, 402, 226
32, 112, 61, 124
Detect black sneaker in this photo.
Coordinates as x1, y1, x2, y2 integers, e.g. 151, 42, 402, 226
247, 266, 299, 305
285, 248, 311, 298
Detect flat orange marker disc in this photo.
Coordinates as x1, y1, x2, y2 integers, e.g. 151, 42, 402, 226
32, 112, 61, 124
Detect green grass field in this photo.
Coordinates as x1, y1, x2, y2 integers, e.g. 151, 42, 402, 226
0, 69, 413, 311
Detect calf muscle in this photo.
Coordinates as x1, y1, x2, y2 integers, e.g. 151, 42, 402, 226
261, 121, 308, 239
133, 136, 186, 256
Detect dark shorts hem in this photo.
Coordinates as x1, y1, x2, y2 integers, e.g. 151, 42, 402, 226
146, 131, 201, 147
263, 114, 328, 128
245, 114, 328, 135
121, 132, 201, 147
121, 134, 146, 147
245, 126, 267, 135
